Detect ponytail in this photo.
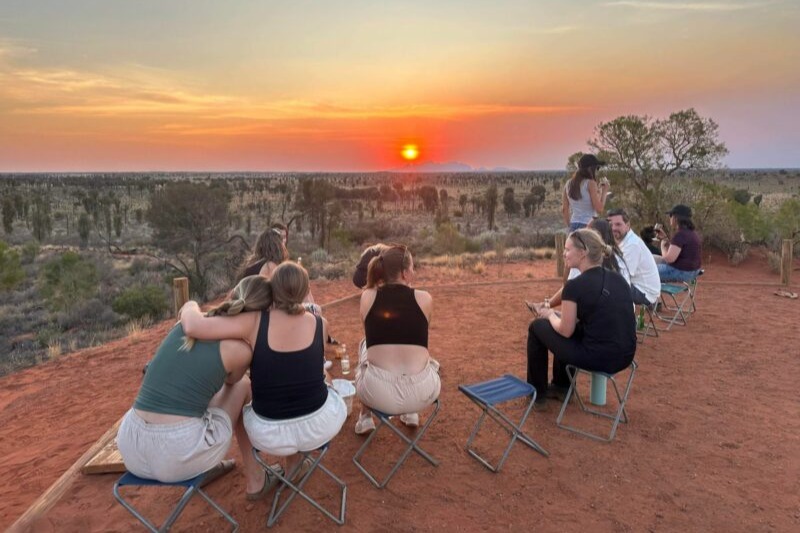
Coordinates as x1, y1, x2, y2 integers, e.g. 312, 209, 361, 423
365, 245, 412, 289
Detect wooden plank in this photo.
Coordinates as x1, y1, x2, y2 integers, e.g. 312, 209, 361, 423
781, 239, 793, 286
7, 417, 122, 533
173, 277, 190, 317
81, 439, 125, 475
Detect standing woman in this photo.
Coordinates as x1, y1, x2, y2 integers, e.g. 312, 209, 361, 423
117, 276, 275, 498
353, 245, 441, 434
526, 229, 636, 409
181, 263, 346, 485
562, 154, 611, 231
655, 204, 702, 282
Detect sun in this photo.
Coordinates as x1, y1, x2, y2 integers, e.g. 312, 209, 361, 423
401, 144, 419, 161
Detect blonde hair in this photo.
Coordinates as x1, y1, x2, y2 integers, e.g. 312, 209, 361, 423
366, 245, 412, 289
270, 261, 309, 315
181, 275, 273, 350
569, 228, 612, 266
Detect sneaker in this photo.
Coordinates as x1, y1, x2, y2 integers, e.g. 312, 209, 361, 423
399, 413, 419, 427
355, 413, 376, 435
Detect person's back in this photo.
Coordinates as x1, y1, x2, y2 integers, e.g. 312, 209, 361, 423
672, 227, 702, 271
250, 310, 328, 419
619, 230, 661, 304
566, 179, 594, 226
563, 267, 636, 358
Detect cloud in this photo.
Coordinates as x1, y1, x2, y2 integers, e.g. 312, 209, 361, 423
603, 1, 771, 11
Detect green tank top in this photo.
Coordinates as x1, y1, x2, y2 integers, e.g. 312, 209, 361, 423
134, 324, 227, 417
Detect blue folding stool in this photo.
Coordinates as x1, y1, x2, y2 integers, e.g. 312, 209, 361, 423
352, 399, 440, 488
252, 442, 346, 527
113, 470, 238, 532
459, 374, 549, 472
656, 269, 704, 330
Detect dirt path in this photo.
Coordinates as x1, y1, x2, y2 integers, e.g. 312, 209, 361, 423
1, 251, 798, 532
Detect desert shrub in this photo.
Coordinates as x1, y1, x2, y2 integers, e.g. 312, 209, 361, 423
20, 241, 40, 265
504, 247, 536, 261
309, 248, 330, 264
57, 298, 120, 330
0, 241, 25, 291
39, 251, 98, 311
433, 223, 469, 255
772, 198, 800, 246
112, 285, 169, 320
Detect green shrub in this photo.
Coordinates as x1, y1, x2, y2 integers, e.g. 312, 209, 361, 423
0, 241, 25, 291
112, 285, 169, 320
20, 241, 40, 265
39, 251, 98, 311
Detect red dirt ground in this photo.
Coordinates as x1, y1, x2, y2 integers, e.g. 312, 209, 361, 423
1, 249, 798, 532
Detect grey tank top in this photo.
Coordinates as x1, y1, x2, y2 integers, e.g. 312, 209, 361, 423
566, 179, 595, 225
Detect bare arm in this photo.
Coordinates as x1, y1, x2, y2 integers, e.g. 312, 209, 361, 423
587, 180, 609, 214
661, 242, 682, 264
541, 299, 577, 338
415, 289, 433, 322
359, 289, 377, 322
180, 301, 257, 342
220, 339, 252, 384
561, 188, 570, 226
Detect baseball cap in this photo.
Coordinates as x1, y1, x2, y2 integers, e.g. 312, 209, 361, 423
578, 154, 606, 169
666, 204, 692, 217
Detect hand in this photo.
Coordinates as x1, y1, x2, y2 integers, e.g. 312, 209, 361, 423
178, 300, 199, 319
538, 307, 555, 319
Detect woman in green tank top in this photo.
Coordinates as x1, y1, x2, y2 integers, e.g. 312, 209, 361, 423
117, 276, 282, 500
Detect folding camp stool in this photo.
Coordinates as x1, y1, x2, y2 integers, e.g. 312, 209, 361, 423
352, 399, 440, 488
252, 443, 346, 527
556, 360, 637, 442
656, 269, 704, 331
458, 374, 549, 472
113, 470, 238, 532
636, 302, 659, 344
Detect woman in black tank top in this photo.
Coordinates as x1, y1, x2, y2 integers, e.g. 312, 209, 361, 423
354, 245, 441, 435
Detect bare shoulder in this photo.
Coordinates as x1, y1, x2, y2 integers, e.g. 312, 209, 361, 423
219, 339, 252, 370
414, 289, 433, 315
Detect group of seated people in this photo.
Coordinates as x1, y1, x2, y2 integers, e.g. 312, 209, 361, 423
527, 199, 702, 409
117, 231, 439, 501
118, 191, 703, 498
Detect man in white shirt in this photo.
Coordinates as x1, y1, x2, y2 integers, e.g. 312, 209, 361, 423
607, 208, 661, 306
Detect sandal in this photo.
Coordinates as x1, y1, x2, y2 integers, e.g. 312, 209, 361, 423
774, 289, 798, 299
200, 458, 236, 488
245, 463, 284, 501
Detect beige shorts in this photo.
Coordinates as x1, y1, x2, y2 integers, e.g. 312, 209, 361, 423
355, 339, 441, 415
116, 407, 233, 483
244, 389, 347, 456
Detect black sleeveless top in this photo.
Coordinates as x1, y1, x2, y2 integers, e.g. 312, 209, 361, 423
239, 259, 267, 282
250, 311, 328, 420
364, 284, 429, 348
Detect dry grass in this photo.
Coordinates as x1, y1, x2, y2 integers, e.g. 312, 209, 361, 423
46, 341, 62, 360
126, 317, 152, 342
472, 261, 487, 274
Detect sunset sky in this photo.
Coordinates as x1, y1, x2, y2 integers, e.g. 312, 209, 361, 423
1, 1, 798, 172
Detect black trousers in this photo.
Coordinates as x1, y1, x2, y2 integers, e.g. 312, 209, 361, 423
526, 319, 632, 397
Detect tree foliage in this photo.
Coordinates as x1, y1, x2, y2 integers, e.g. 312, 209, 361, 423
39, 251, 98, 311
0, 241, 25, 292
147, 182, 232, 300
485, 183, 498, 230
588, 108, 728, 220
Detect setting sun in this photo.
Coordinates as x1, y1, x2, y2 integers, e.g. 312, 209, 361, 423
401, 144, 420, 161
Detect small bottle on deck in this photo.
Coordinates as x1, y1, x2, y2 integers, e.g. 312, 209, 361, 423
340, 344, 351, 375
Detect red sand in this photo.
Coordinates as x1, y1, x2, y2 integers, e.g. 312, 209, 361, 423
1, 250, 798, 532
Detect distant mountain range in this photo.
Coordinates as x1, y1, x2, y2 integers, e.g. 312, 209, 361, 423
388, 161, 518, 173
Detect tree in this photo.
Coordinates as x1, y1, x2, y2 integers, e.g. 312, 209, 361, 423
0, 241, 25, 291
458, 193, 468, 214
485, 184, 498, 230
418, 186, 439, 213
588, 108, 728, 220
2, 196, 15, 235
147, 182, 233, 300
39, 251, 98, 311
31, 195, 52, 242
502, 187, 520, 218
78, 213, 91, 248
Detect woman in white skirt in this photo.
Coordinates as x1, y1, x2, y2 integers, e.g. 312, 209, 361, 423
181, 262, 346, 489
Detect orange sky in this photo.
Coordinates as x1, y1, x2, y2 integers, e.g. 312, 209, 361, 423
1, 1, 799, 171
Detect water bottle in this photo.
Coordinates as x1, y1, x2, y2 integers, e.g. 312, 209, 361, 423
637, 306, 646, 331
340, 345, 351, 375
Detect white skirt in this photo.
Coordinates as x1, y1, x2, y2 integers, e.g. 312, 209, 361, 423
244, 389, 347, 456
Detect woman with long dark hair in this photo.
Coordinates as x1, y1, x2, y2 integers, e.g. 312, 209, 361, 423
655, 204, 702, 282
562, 154, 611, 231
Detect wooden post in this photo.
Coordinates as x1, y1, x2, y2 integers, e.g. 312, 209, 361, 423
173, 277, 189, 317
555, 233, 566, 278
780, 239, 793, 286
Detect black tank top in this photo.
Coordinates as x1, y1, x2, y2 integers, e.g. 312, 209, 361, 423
250, 311, 328, 420
364, 284, 429, 348
239, 259, 267, 282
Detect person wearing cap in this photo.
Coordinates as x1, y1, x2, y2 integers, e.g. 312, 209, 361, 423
606, 208, 661, 306
654, 204, 702, 282
562, 154, 611, 232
